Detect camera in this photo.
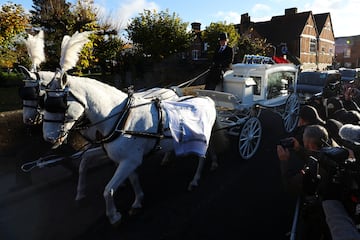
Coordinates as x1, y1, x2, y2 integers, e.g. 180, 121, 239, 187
279, 138, 294, 148
304, 147, 360, 210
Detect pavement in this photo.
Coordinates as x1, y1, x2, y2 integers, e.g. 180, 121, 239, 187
0, 155, 75, 207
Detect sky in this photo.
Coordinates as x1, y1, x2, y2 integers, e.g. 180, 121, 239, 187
11, 0, 360, 37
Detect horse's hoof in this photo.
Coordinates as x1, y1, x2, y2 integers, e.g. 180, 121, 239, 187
75, 197, 89, 207
210, 162, 219, 171
188, 182, 198, 191
109, 212, 122, 227
111, 218, 123, 228
128, 207, 144, 217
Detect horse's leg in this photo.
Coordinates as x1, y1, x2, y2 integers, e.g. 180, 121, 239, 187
104, 159, 140, 225
75, 146, 107, 201
207, 147, 218, 171
160, 151, 175, 166
127, 172, 144, 216
188, 156, 206, 191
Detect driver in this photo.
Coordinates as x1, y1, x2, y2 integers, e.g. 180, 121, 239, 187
204, 32, 234, 90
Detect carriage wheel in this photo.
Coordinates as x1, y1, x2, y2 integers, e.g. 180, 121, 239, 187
238, 117, 262, 160
283, 93, 300, 133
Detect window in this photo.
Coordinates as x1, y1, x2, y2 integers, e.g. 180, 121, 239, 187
344, 48, 351, 58
192, 50, 200, 60
267, 71, 296, 99
310, 39, 317, 53
250, 76, 262, 95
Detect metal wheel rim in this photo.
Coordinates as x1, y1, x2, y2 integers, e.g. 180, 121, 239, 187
238, 117, 262, 160
283, 93, 300, 133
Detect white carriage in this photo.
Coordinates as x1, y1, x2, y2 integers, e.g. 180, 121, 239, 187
196, 55, 300, 160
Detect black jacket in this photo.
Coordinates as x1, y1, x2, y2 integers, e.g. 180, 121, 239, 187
212, 45, 233, 71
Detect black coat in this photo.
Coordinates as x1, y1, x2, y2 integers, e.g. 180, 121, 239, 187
212, 45, 234, 71
205, 45, 234, 90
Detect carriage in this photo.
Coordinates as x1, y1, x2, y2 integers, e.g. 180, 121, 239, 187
194, 55, 300, 160
19, 31, 300, 225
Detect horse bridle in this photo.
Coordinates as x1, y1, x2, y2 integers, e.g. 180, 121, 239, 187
18, 72, 46, 123
43, 85, 127, 144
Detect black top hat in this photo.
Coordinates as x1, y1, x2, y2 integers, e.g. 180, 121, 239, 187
218, 32, 228, 41
299, 105, 326, 125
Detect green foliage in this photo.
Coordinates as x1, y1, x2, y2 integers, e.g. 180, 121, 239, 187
202, 22, 240, 55
0, 86, 22, 111
236, 35, 268, 62
71, 0, 100, 73
29, 0, 120, 73
0, 70, 23, 87
0, 2, 29, 68
30, 0, 75, 69
126, 9, 192, 62
94, 35, 124, 74
0, 2, 29, 47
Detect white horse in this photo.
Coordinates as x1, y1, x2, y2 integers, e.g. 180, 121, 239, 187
18, 32, 194, 204
42, 69, 219, 225
18, 30, 54, 125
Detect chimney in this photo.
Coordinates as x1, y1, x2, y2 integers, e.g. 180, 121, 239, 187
191, 22, 201, 33
285, 7, 298, 15
241, 13, 250, 24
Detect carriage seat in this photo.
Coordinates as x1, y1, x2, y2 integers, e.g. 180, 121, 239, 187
196, 90, 242, 110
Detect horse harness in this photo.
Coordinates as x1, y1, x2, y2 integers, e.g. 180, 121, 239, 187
43, 87, 174, 153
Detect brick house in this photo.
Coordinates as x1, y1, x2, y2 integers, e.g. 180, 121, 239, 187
235, 8, 336, 70
335, 35, 360, 68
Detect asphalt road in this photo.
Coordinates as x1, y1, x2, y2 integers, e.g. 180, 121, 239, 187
0, 109, 298, 240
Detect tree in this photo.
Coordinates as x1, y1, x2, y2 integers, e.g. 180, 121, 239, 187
126, 9, 192, 62
202, 22, 240, 57
94, 34, 124, 75
0, 2, 29, 69
236, 34, 268, 62
71, 0, 100, 73
30, 0, 75, 69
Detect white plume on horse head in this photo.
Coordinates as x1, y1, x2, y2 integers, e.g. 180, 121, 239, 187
24, 30, 45, 72
60, 31, 92, 72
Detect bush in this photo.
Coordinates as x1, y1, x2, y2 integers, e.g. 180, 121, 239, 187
0, 69, 23, 87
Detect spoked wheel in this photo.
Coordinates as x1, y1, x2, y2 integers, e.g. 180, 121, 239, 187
283, 93, 300, 133
238, 117, 262, 160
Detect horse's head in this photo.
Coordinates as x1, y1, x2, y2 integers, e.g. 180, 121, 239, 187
43, 71, 86, 148
18, 65, 47, 125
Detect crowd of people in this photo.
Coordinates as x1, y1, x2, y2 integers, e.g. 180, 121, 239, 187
206, 31, 360, 239
277, 82, 360, 240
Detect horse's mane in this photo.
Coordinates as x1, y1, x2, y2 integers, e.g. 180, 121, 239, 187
68, 75, 127, 102
24, 30, 45, 72
38, 71, 57, 84
60, 31, 92, 72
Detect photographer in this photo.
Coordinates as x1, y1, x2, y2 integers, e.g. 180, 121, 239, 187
277, 125, 332, 239
342, 85, 360, 112
315, 148, 360, 240
277, 105, 326, 194
305, 125, 360, 240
